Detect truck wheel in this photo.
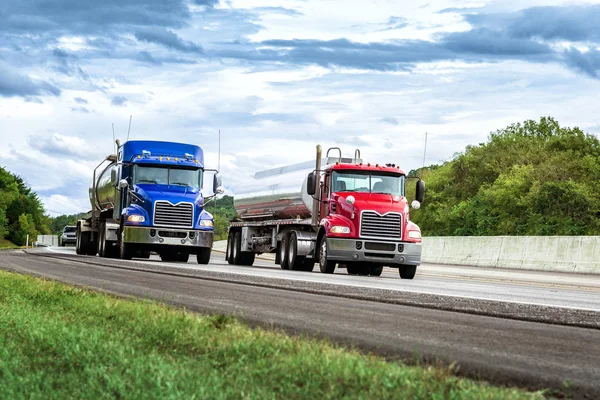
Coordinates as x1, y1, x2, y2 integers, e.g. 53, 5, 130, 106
139, 250, 151, 259
287, 232, 302, 271
346, 264, 358, 275
98, 223, 107, 257
231, 232, 241, 265
86, 232, 97, 256
177, 252, 189, 263
75, 226, 84, 255
370, 266, 383, 277
301, 258, 315, 272
240, 252, 255, 266
197, 247, 211, 264
318, 238, 336, 274
279, 234, 290, 270
399, 265, 417, 280
226, 235, 234, 264
119, 228, 132, 260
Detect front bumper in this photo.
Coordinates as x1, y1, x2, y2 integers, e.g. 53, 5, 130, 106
124, 226, 213, 248
326, 238, 421, 266
61, 236, 76, 244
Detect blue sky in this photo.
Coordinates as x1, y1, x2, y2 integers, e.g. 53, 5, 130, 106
1, 0, 600, 216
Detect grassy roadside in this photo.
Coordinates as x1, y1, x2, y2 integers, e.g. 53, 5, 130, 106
0, 238, 19, 250
0, 271, 542, 399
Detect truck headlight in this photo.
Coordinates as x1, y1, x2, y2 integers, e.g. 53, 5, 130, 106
408, 230, 421, 239
200, 220, 214, 228
330, 226, 351, 234
127, 215, 145, 223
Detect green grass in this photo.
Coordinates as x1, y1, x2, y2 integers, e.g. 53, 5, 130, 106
0, 271, 543, 400
0, 238, 19, 249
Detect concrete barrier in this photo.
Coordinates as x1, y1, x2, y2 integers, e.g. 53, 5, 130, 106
422, 236, 600, 274
36, 235, 59, 247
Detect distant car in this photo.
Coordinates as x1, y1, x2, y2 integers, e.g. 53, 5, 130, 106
60, 225, 77, 246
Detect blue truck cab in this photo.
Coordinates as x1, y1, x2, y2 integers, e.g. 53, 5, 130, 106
77, 140, 223, 264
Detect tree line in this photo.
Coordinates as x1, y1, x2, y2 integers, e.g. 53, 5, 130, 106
0, 167, 50, 245
409, 117, 600, 236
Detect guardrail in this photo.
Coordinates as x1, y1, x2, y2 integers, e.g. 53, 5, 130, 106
36, 235, 59, 247
422, 236, 600, 274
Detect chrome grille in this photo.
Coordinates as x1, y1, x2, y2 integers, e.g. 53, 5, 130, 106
154, 201, 193, 228
360, 211, 402, 240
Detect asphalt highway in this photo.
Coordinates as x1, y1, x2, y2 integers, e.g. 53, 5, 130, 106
1, 248, 600, 396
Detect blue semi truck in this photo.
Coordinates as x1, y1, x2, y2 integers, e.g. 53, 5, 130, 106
76, 140, 223, 263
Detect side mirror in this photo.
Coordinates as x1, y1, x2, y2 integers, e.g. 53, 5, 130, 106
213, 173, 222, 194
307, 172, 316, 196
119, 179, 129, 189
416, 179, 425, 203
215, 186, 225, 195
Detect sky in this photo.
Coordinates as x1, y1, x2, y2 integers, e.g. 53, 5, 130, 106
1, 0, 600, 216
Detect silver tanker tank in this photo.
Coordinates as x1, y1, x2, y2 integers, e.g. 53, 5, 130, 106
89, 160, 119, 212
234, 156, 359, 220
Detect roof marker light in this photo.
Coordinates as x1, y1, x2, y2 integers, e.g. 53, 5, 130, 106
160, 156, 163, 161
137, 155, 141, 159
194, 159, 198, 163
174, 157, 178, 161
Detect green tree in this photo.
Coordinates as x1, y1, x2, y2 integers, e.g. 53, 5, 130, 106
411, 117, 600, 236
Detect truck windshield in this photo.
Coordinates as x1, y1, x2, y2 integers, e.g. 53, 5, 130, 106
133, 165, 203, 189
332, 171, 405, 196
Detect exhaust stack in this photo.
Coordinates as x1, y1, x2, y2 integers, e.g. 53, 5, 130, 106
312, 144, 322, 227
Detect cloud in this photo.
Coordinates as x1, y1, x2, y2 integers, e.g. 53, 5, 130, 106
381, 117, 400, 125
27, 134, 92, 159
135, 27, 204, 54
70, 107, 90, 113
564, 48, 600, 79
0, 63, 61, 97
464, 5, 600, 43
111, 96, 127, 106
74, 97, 88, 104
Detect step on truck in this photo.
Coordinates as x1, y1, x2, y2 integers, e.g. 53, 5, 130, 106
226, 145, 425, 279
76, 140, 223, 263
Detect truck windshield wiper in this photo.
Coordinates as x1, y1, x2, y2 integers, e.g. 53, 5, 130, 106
171, 182, 190, 186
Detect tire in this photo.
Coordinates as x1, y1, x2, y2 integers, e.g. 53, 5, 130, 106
119, 226, 132, 260
226, 236, 234, 265
370, 266, 383, 277
98, 223, 106, 258
287, 232, 303, 271
346, 264, 358, 275
75, 226, 84, 255
240, 252, 255, 266
86, 232, 97, 256
301, 258, 315, 272
399, 265, 417, 280
197, 247, 211, 264
177, 252, 190, 263
279, 234, 290, 270
139, 250, 151, 259
318, 238, 336, 274
231, 232, 241, 265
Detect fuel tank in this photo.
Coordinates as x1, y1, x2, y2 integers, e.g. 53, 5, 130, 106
234, 160, 317, 220
89, 160, 119, 212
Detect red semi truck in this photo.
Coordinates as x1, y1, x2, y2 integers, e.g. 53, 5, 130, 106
226, 145, 425, 279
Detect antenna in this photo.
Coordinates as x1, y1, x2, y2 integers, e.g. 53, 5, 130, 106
112, 123, 116, 153
422, 132, 428, 168
126, 115, 132, 142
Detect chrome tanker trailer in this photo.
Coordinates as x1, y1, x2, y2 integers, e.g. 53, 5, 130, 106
226, 146, 425, 279
76, 140, 223, 263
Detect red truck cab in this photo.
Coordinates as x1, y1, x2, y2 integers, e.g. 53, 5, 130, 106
308, 151, 424, 279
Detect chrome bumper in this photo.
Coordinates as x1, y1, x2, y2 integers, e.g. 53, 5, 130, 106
326, 238, 421, 266
124, 226, 213, 248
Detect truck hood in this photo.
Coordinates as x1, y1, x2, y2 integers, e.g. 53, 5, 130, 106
334, 192, 408, 215
133, 183, 203, 205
